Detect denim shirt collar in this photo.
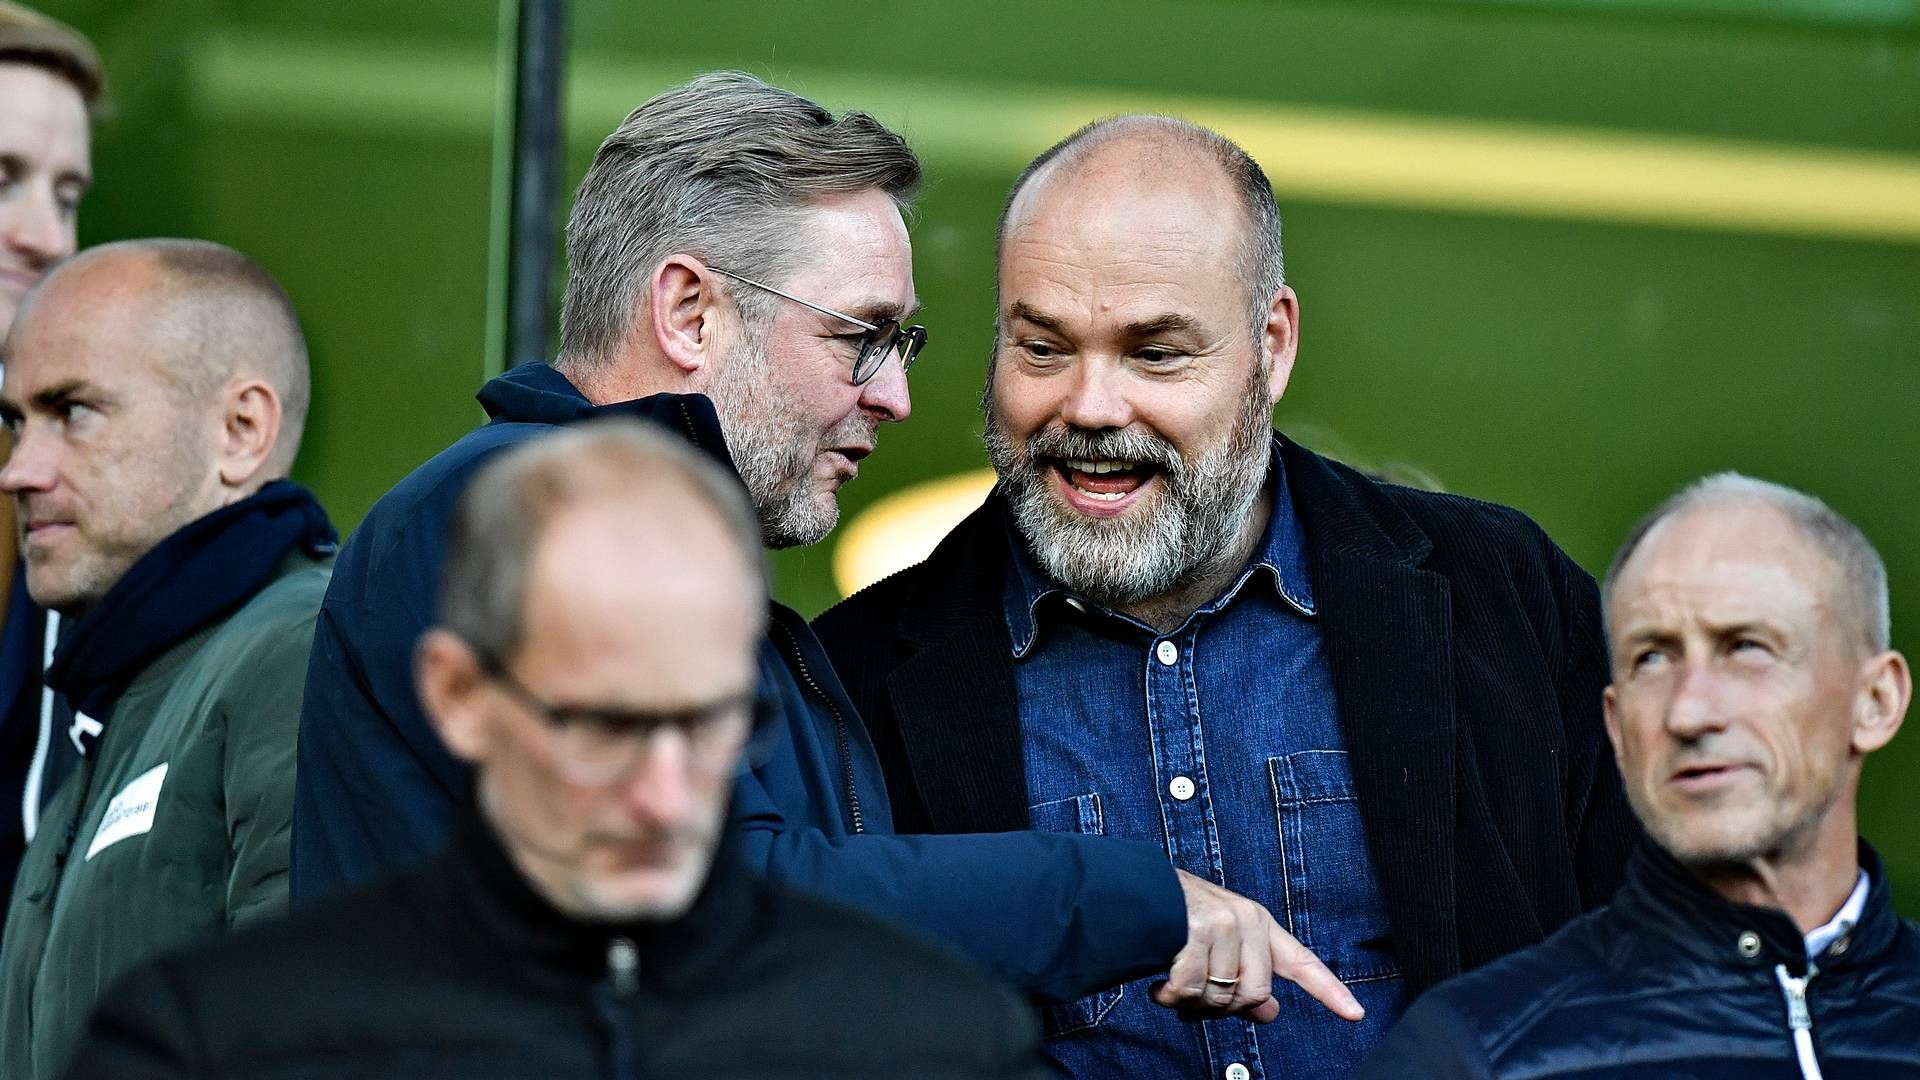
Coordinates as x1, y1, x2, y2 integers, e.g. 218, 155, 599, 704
1003, 436, 1315, 658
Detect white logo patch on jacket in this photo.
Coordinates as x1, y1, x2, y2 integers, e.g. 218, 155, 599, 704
86, 763, 168, 861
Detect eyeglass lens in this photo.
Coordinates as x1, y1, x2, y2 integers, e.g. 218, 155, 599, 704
853, 323, 927, 385
550, 707, 753, 785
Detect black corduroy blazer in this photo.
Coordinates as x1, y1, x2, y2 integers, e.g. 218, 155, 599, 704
814, 436, 1641, 995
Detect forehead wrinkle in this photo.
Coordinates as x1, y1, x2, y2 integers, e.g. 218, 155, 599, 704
1612, 512, 1843, 650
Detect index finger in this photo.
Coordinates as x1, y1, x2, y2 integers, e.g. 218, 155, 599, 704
1269, 926, 1365, 1022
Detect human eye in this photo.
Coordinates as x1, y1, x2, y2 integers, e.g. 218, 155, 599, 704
1018, 340, 1063, 363
56, 400, 99, 429
1136, 346, 1188, 367
1629, 646, 1668, 672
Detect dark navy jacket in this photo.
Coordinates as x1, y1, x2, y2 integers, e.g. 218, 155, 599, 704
292, 362, 1185, 1004
1358, 842, 1920, 1079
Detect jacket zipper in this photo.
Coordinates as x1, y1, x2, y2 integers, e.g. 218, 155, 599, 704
20, 611, 61, 842
601, 936, 639, 1080
773, 620, 864, 834
1773, 964, 1824, 1080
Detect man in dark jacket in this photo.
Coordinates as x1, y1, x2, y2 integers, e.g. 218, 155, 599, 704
814, 116, 1637, 1077
0, 0, 104, 915
66, 420, 1049, 1080
293, 72, 1260, 1011
1359, 474, 1919, 1079
0, 240, 334, 1080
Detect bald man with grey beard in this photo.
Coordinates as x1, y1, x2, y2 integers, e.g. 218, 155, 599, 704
818, 115, 1637, 1079
0, 239, 336, 1080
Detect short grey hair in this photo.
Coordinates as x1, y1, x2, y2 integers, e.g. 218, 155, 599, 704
1603, 472, 1892, 654
996, 114, 1285, 336
438, 420, 766, 665
556, 70, 921, 375
28, 238, 311, 477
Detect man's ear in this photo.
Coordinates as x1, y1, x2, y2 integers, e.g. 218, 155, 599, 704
1263, 285, 1300, 407
417, 628, 492, 765
1603, 684, 1626, 764
1852, 649, 1911, 755
216, 377, 283, 488
648, 256, 723, 379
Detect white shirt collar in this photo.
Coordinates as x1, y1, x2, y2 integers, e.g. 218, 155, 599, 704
1805, 869, 1870, 960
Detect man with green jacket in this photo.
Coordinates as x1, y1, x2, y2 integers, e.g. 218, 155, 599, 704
0, 239, 333, 1080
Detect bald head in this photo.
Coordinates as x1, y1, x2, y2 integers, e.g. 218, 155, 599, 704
9, 239, 310, 474
1605, 473, 1890, 658
998, 115, 1285, 334
0, 238, 311, 612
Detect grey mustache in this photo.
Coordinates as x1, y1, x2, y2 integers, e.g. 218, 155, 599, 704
1025, 427, 1179, 472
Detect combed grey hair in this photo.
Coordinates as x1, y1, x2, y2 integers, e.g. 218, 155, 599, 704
994, 114, 1285, 338
438, 420, 767, 665
556, 70, 921, 375
1603, 472, 1892, 654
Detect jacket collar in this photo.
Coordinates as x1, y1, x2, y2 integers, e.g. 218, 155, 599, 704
1280, 436, 1465, 989
475, 361, 738, 477
443, 795, 764, 996
1613, 840, 1902, 977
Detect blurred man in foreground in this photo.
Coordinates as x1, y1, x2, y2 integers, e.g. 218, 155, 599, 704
0, 240, 333, 1080
1362, 474, 1919, 1078
66, 421, 1048, 1079
817, 115, 1635, 1077
0, 0, 102, 912
295, 71, 1303, 1015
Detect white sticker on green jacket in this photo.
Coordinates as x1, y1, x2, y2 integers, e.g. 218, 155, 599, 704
85, 763, 169, 861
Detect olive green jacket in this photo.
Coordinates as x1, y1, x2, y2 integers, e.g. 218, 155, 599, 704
0, 551, 331, 1080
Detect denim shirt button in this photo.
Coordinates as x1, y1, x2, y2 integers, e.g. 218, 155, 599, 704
1168, 775, 1196, 801
1225, 1063, 1252, 1080
1155, 640, 1179, 665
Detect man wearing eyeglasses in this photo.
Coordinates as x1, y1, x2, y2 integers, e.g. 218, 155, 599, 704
293, 71, 1209, 1011
65, 421, 1051, 1079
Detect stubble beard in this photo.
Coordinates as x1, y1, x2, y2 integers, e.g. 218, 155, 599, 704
705, 325, 865, 551
1635, 766, 1840, 875
983, 358, 1273, 608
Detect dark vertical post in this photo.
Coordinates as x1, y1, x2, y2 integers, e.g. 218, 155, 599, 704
506, 0, 568, 368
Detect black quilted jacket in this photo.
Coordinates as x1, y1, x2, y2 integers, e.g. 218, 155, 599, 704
1360, 842, 1920, 1078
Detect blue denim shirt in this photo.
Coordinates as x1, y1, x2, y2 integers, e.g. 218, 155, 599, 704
1007, 444, 1407, 1079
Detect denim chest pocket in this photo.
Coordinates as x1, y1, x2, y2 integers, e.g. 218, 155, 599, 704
1267, 751, 1402, 984
1027, 793, 1126, 1036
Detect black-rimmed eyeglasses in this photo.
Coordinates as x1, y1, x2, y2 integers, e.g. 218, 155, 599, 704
476, 651, 775, 786
708, 266, 928, 386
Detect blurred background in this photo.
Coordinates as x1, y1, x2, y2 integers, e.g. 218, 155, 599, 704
37, 0, 1920, 906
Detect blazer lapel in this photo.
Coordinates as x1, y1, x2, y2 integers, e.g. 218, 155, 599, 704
1288, 440, 1463, 990
887, 499, 1032, 835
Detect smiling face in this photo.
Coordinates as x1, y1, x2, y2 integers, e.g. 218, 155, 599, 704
703, 188, 916, 549
1604, 502, 1888, 871
984, 140, 1294, 606
0, 63, 90, 340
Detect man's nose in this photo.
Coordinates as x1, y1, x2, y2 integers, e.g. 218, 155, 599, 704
2, 186, 74, 265
1664, 661, 1732, 741
1057, 358, 1134, 432
856, 351, 911, 423
0, 425, 56, 496
616, 728, 698, 825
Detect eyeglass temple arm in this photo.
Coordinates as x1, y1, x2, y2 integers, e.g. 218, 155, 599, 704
705, 266, 880, 332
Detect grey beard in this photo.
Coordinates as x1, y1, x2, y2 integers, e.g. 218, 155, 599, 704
984, 393, 1271, 608
704, 333, 841, 551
